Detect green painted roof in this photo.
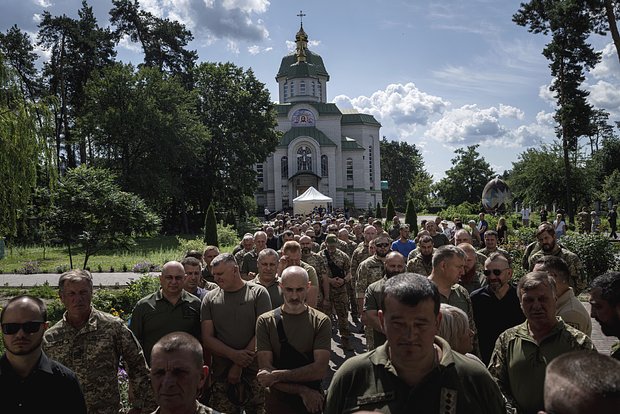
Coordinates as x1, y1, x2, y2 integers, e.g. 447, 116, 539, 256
277, 126, 337, 148
341, 136, 365, 150
276, 103, 342, 117
276, 50, 330, 80
341, 113, 381, 127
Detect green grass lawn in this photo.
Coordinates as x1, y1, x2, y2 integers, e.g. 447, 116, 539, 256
0, 235, 235, 274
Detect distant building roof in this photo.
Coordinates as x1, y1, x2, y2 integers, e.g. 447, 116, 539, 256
278, 126, 337, 148
276, 49, 330, 80
341, 112, 381, 127
341, 136, 365, 150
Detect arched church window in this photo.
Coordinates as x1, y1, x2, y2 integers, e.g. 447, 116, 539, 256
281, 156, 288, 179
321, 155, 328, 177
297, 146, 312, 172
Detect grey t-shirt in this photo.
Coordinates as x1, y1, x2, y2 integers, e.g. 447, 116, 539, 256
201, 282, 272, 377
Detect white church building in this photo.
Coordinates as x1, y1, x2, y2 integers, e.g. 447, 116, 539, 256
255, 22, 383, 213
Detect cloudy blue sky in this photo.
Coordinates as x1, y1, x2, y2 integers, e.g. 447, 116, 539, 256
3, 0, 620, 181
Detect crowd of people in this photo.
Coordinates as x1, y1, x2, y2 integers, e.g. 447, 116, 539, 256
1, 210, 620, 414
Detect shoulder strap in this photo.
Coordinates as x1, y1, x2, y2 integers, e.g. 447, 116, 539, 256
274, 307, 288, 344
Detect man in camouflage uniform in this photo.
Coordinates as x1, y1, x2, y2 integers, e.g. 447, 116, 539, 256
458, 243, 486, 293
321, 234, 353, 351
350, 225, 378, 324
338, 228, 358, 258
304, 229, 321, 253
319, 224, 349, 252
234, 234, 254, 266
387, 215, 401, 240
241, 231, 268, 280
527, 222, 586, 294
356, 234, 391, 350
300, 235, 329, 313
406, 235, 435, 276
362, 251, 406, 350
44, 269, 153, 414
477, 230, 509, 260
489, 271, 595, 414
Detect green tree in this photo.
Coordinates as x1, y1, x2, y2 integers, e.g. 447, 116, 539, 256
375, 202, 383, 219
514, 0, 601, 223
204, 203, 218, 247
110, 0, 197, 84
589, 0, 620, 65
405, 198, 419, 235
379, 138, 431, 209
192, 62, 279, 216
433, 145, 495, 206
38, 1, 117, 168
79, 63, 208, 228
0, 53, 53, 238
47, 166, 160, 269
507, 144, 595, 209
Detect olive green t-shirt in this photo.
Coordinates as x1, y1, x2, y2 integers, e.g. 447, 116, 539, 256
256, 306, 331, 359
300, 261, 319, 287
201, 282, 272, 378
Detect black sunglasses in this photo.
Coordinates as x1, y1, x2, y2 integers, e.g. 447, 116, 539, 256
375, 243, 390, 248
483, 268, 509, 277
2, 321, 45, 335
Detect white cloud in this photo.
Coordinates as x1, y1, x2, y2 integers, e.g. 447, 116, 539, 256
538, 83, 555, 107
34, 0, 52, 8
247, 45, 272, 55
32, 13, 42, 23
227, 39, 240, 54
423, 105, 552, 149
588, 80, 620, 115
590, 43, 620, 81
117, 34, 144, 53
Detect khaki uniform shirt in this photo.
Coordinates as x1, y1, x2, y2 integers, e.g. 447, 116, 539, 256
488, 318, 595, 414
150, 401, 220, 414
351, 242, 370, 277
364, 276, 388, 347
252, 275, 283, 309
355, 255, 384, 298
321, 248, 351, 293
44, 307, 152, 413
527, 244, 586, 294
325, 337, 506, 414
201, 282, 272, 378
555, 288, 592, 336
439, 283, 479, 356
129, 289, 202, 363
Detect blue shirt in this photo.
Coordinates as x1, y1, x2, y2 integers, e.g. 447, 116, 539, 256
391, 239, 416, 258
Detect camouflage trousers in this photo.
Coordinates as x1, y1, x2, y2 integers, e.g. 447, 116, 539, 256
346, 280, 359, 317
207, 377, 265, 414
330, 288, 350, 337
364, 325, 375, 350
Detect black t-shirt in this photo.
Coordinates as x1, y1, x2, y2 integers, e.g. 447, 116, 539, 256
0, 352, 87, 413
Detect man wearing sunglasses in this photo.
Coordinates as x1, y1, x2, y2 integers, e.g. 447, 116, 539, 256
470, 253, 525, 364
1, 295, 87, 413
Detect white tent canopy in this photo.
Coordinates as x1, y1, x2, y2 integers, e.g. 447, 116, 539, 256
293, 186, 333, 215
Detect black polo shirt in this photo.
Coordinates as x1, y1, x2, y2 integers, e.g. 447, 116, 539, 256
0, 351, 87, 413
470, 284, 525, 364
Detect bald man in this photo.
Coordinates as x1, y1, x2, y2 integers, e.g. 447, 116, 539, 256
129, 261, 202, 363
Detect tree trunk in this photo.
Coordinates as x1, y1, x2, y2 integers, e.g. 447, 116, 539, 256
68, 242, 73, 269
604, 0, 620, 65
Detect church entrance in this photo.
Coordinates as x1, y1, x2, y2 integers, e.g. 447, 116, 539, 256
292, 172, 320, 197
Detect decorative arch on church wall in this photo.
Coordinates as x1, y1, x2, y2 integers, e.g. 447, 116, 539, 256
287, 137, 321, 176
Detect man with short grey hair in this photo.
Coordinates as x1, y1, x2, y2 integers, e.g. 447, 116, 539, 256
253, 248, 282, 309
45, 269, 153, 413
489, 271, 594, 414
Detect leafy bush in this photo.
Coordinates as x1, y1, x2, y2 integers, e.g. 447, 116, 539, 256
132, 260, 161, 274
234, 217, 261, 239
92, 274, 160, 320
22, 260, 41, 274
560, 234, 618, 285
176, 236, 206, 258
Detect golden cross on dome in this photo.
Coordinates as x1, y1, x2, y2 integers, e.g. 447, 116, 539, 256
297, 10, 306, 26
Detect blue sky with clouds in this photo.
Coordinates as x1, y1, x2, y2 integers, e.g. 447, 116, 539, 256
3, 0, 620, 181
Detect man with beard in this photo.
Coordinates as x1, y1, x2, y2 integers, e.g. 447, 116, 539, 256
256, 266, 331, 414
470, 253, 525, 364
589, 271, 620, 360
426, 221, 450, 248
391, 224, 416, 259
1, 295, 87, 413
362, 252, 406, 349
299, 235, 329, 313
356, 234, 391, 350
488, 271, 594, 414
457, 243, 486, 293
406, 235, 434, 276
278, 241, 319, 309
322, 234, 353, 351
527, 223, 585, 294
350, 225, 378, 324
